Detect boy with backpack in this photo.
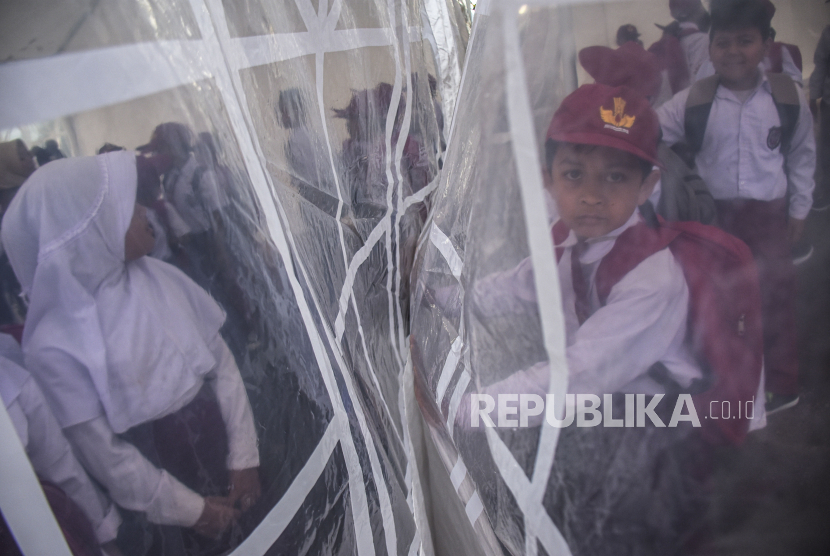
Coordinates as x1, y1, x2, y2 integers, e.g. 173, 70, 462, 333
656, 0, 815, 414
452, 82, 764, 553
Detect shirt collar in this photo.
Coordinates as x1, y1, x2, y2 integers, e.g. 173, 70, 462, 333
715, 65, 770, 101
557, 210, 642, 264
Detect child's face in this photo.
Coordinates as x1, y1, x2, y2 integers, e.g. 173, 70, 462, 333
710, 27, 769, 90
124, 204, 155, 262
545, 144, 658, 240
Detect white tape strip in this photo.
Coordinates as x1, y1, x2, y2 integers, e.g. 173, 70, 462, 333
501, 7, 569, 553
294, 0, 320, 32
380, 0, 407, 378
230, 418, 340, 554
464, 491, 484, 526
400, 349, 437, 556
484, 426, 571, 556
435, 336, 463, 403
0, 402, 72, 556
403, 175, 439, 210
0, 24, 404, 132
195, 1, 374, 553
334, 218, 390, 341
449, 455, 467, 490
446, 369, 470, 438
407, 532, 422, 556
0, 40, 209, 130
429, 222, 463, 280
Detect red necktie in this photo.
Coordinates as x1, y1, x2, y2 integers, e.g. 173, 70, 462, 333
571, 241, 591, 325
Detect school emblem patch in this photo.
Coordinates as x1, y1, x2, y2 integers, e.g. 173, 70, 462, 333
600, 97, 636, 133
767, 126, 782, 150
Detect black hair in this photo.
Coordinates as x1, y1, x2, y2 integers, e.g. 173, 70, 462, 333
545, 139, 654, 180
709, 0, 772, 42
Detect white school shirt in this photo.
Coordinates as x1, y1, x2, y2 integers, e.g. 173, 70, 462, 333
164, 155, 230, 237
657, 68, 816, 219
0, 337, 121, 545
462, 213, 703, 422
63, 336, 260, 528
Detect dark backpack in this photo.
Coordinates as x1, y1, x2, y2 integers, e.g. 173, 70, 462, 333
654, 142, 717, 225
684, 72, 801, 156
592, 215, 764, 445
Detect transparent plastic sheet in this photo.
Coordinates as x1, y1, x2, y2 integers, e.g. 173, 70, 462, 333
0, 1, 459, 555
411, 1, 829, 555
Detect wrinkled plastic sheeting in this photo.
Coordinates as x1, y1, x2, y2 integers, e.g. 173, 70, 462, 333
0, 0, 459, 554
410, 1, 585, 554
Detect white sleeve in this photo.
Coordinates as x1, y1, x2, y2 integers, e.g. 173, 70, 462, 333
785, 92, 817, 219
780, 47, 804, 87
15, 378, 122, 544
64, 416, 205, 528
656, 88, 691, 147
566, 251, 690, 395
206, 336, 260, 471
470, 257, 539, 318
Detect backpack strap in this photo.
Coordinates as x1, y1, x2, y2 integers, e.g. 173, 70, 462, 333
595, 220, 680, 306
683, 75, 720, 156
765, 72, 800, 155
685, 73, 800, 157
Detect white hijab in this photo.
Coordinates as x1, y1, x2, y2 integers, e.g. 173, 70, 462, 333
0, 333, 28, 409
1, 151, 225, 433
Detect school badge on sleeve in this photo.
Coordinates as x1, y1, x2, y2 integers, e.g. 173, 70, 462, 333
767, 126, 782, 150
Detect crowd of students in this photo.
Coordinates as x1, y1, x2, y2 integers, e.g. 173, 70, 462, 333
0, 76, 442, 553
0, 126, 266, 555
0, 0, 827, 553
444, 0, 821, 553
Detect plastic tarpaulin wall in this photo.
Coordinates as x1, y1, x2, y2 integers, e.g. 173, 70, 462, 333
411, 2, 577, 553
0, 1, 460, 555
410, 0, 808, 555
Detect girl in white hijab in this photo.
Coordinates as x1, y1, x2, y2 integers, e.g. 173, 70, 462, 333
1, 151, 260, 550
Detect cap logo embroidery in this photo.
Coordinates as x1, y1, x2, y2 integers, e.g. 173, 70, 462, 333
600, 97, 636, 134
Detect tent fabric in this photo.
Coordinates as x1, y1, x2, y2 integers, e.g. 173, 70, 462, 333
0, 0, 462, 554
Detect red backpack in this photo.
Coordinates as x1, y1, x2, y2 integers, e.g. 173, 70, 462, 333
555, 216, 764, 445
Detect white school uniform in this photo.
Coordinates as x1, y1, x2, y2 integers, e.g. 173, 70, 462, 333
657, 67, 816, 219
1, 151, 259, 528
0, 334, 121, 544
456, 212, 704, 428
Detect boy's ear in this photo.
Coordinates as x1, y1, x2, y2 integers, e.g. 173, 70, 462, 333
637, 168, 661, 205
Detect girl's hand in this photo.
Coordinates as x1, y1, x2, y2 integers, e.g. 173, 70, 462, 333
192, 496, 239, 539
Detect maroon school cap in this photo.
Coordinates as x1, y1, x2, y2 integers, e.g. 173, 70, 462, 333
579, 42, 662, 99
546, 83, 661, 168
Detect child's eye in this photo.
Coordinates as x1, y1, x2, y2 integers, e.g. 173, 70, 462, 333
563, 169, 582, 180
606, 172, 627, 183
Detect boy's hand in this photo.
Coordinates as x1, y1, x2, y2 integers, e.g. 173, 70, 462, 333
193, 496, 239, 539
228, 467, 261, 512
788, 217, 805, 245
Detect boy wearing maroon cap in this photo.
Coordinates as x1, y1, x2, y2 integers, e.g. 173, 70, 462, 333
657, 0, 815, 413
458, 84, 711, 554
